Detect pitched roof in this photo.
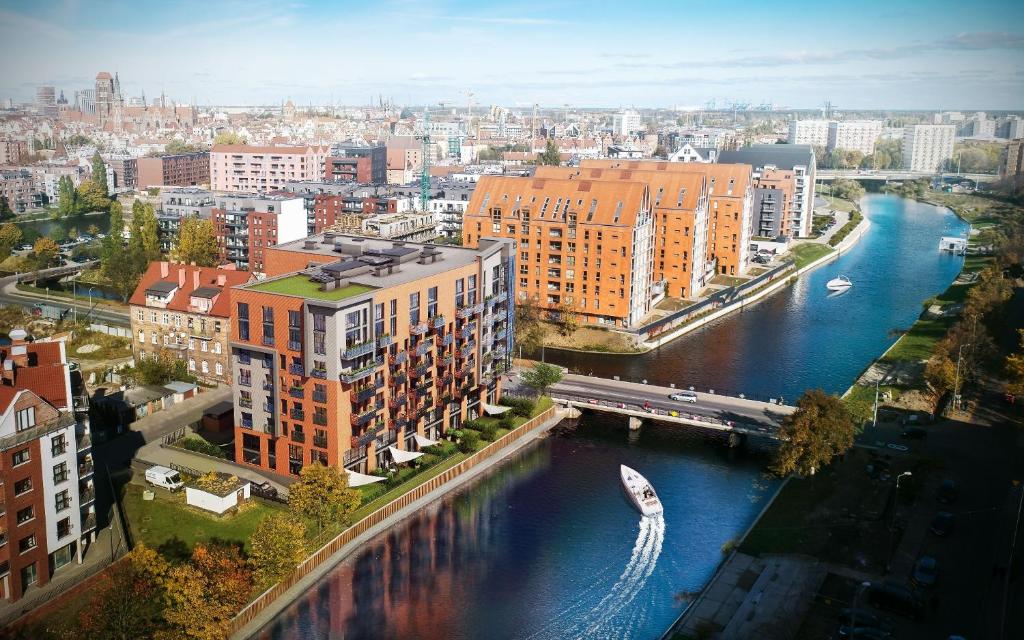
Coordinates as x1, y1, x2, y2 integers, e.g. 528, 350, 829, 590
717, 144, 815, 170
533, 166, 707, 211
467, 175, 649, 227
129, 263, 251, 318
577, 159, 752, 200
0, 341, 68, 413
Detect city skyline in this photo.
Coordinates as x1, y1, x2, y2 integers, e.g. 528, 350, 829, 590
1, 0, 1022, 110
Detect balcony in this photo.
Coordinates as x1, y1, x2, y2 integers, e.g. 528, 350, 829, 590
415, 341, 432, 357
339, 358, 382, 384
262, 403, 274, 414
353, 385, 378, 403
410, 363, 431, 378
391, 372, 408, 386
288, 362, 305, 376
313, 435, 328, 448
310, 367, 328, 379
82, 512, 97, 533
389, 351, 408, 366
342, 340, 376, 360
343, 445, 368, 466
80, 486, 96, 504
494, 328, 507, 342
292, 430, 306, 443
312, 391, 327, 403
460, 342, 476, 358
440, 354, 454, 367
76, 433, 91, 451
78, 460, 94, 477
415, 384, 433, 398
436, 333, 454, 348
351, 409, 377, 428
288, 340, 302, 352
263, 380, 274, 391
493, 346, 507, 360
239, 397, 253, 408
313, 413, 328, 426
410, 322, 429, 336
289, 387, 304, 399
377, 334, 394, 348
431, 315, 446, 329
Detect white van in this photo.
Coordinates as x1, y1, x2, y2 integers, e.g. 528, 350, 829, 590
145, 466, 184, 491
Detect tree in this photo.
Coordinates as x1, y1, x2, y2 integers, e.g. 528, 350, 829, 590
120, 351, 191, 387
76, 180, 111, 213
80, 544, 170, 640
0, 195, 13, 221
924, 353, 957, 398
32, 237, 60, 269
830, 178, 866, 203
1005, 330, 1024, 397
57, 175, 77, 217
0, 223, 22, 260
771, 389, 856, 477
249, 513, 307, 587
91, 151, 108, 196
173, 218, 219, 266
163, 543, 253, 640
128, 200, 161, 278
537, 139, 561, 166
102, 201, 140, 301
287, 462, 361, 535
554, 300, 579, 336
87, 223, 100, 236
520, 362, 563, 396
164, 140, 203, 155
514, 295, 547, 355
213, 131, 245, 145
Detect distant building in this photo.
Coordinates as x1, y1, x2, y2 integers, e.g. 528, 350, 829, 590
787, 120, 830, 147
385, 138, 422, 185
1002, 139, 1023, 179
612, 110, 643, 137
129, 262, 251, 385
0, 140, 28, 165
210, 194, 307, 274
137, 152, 210, 189
997, 116, 1023, 140
34, 86, 57, 118
326, 145, 386, 185
94, 72, 117, 127
668, 143, 717, 163
827, 121, 882, 156
209, 145, 329, 192
0, 330, 95, 602
0, 169, 43, 212
902, 124, 956, 172
105, 156, 137, 190
717, 144, 817, 238
157, 188, 216, 251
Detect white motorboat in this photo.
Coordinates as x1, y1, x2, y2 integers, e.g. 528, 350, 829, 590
620, 464, 663, 517
826, 275, 853, 292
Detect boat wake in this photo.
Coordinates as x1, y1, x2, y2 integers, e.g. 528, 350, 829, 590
528, 514, 665, 640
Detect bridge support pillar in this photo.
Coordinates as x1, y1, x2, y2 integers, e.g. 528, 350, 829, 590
563, 406, 582, 419
728, 432, 745, 448
628, 416, 643, 431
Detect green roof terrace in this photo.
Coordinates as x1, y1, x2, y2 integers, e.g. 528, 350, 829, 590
248, 274, 377, 301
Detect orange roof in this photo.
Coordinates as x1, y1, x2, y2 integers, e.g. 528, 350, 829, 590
467, 175, 649, 227
533, 166, 707, 211
0, 341, 68, 413
580, 159, 752, 197
129, 262, 251, 318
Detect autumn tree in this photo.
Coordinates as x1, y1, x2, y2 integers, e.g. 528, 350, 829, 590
520, 362, 563, 397
57, 175, 77, 217
173, 217, 219, 266
0, 195, 13, 221
76, 179, 111, 213
91, 151, 108, 196
32, 237, 61, 269
87, 223, 100, 236
0, 223, 22, 260
514, 295, 547, 355
554, 300, 579, 337
771, 389, 856, 477
163, 543, 253, 640
249, 513, 308, 587
924, 352, 957, 398
213, 131, 245, 145
80, 544, 171, 640
288, 462, 361, 535
1005, 329, 1024, 398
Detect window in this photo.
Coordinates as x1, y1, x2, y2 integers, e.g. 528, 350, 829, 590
20, 562, 37, 588
138, 329, 145, 343
201, 361, 209, 374
56, 519, 72, 541
189, 358, 196, 371
51, 434, 67, 456
427, 286, 438, 318
215, 362, 223, 376
214, 342, 221, 354
409, 292, 420, 325
53, 462, 69, 484
14, 477, 30, 497
136, 309, 143, 321
15, 408, 35, 432
261, 306, 275, 345
201, 340, 208, 352
55, 489, 71, 512
237, 302, 250, 340
12, 447, 30, 466
19, 534, 37, 554
312, 312, 327, 355
16, 506, 34, 525
374, 303, 385, 337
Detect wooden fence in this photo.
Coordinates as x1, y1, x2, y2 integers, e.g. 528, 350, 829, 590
228, 405, 558, 635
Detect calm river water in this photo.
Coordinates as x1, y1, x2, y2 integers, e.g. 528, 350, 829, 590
257, 194, 967, 639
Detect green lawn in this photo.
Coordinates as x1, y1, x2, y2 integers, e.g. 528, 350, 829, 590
789, 243, 835, 269
122, 483, 286, 557
249, 275, 376, 301
883, 315, 955, 363
824, 195, 857, 213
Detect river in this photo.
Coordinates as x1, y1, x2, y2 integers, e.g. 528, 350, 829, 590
256, 194, 967, 639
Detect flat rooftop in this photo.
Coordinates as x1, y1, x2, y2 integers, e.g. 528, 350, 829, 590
249, 275, 377, 301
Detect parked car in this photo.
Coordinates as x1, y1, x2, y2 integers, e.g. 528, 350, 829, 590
837, 608, 892, 632
251, 480, 279, 500
866, 582, 925, 620
938, 479, 959, 504
931, 511, 955, 536
669, 391, 698, 403
145, 465, 184, 491
912, 555, 939, 588
900, 427, 927, 439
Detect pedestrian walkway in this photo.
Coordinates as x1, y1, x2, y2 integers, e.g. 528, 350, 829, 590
135, 436, 294, 494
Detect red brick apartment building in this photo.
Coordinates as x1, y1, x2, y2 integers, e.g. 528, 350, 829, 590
136, 151, 210, 188
210, 194, 308, 275
230, 234, 514, 477
0, 331, 95, 601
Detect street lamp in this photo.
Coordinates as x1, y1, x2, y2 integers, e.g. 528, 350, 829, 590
953, 343, 971, 412
872, 378, 881, 428
850, 581, 872, 631
887, 471, 913, 572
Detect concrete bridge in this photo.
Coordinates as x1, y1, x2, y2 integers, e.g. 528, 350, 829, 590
548, 374, 795, 440
15, 260, 99, 283
817, 170, 996, 183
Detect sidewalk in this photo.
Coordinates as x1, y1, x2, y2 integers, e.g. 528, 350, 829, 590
136, 437, 294, 494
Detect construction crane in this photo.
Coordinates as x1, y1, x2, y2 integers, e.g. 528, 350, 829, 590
417, 108, 431, 212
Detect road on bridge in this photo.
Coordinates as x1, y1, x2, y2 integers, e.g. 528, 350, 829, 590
548, 373, 795, 434
0, 267, 130, 327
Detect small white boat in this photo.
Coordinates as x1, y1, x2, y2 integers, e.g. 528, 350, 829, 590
620, 464, 663, 517
826, 275, 852, 292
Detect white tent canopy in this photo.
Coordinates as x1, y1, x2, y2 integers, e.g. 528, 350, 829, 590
387, 445, 424, 464
414, 434, 438, 448
483, 403, 512, 416
346, 469, 386, 487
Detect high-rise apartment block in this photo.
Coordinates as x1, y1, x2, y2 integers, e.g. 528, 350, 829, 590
718, 145, 816, 238
327, 146, 387, 184
211, 194, 307, 274
210, 145, 329, 192
1002, 139, 1023, 180
0, 331, 95, 602
788, 120, 830, 147
137, 152, 210, 188
612, 110, 644, 137
34, 86, 56, 118
827, 121, 882, 156
902, 124, 956, 172
230, 235, 514, 476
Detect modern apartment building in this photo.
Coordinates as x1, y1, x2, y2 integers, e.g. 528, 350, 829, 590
137, 152, 210, 188
210, 145, 329, 192
1002, 139, 1023, 179
210, 194, 307, 275
157, 188, 216, 252
0, 330, 95, 602
788, 120, 830, 147
902, 124, 956, 172
129, 262, 251, 385
463, 175, 654, 327
827, 121, 882, 155
0, 140, 28, 165
751, 168, 795, 239
717, 145, 816, 238
612, 110, 643, 137
0, 170, 43, 213
230, 235, 514, 476
326, 145, 386, 185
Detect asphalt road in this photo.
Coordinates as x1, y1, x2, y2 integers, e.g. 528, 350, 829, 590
0, 270, 130, 327
549, 373, 795, 431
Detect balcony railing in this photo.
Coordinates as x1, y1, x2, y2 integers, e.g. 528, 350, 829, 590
310, 367, 328, 379
343, 446, 368, 466
494, 328, 507, 342
290, 409, 305, 421
241, 417, 254, 428
411, 363, 431, 378
79, 487, 96, 504
288, 362, 305, 376
377, 334, 394, 348
288, 340, 302, 352
460, 343, 476, 358
82, 512, 97, 532
76, 433, 91, 451
431, 315, 446, 329
390, 395, 407, 409
239, 397, 253, 408
437, 333, 454, 348
292, 430, 306, 443
289, 387, 304, 399
313, 435, 328, 448
440, 354, 454, 367
78, 460, 94, 477
312, 392, 327, 403
353, 385, 377, 403
415, 341, 432, 357
410, 322, 429, 336
313, 413, 328, 426
391, 372, 408, 386
339, 358, 383, 384
342, 340, 376, 360
390, 351, 408, 366
351, 409, 377, 427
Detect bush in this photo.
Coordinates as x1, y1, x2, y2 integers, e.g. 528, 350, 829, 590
463, 419, 484, 431
479, 423, 498, 441
459, 430, 480, 453
178, 436, 224, 458
498, 415, 516, 430
424, 441, 457, 457
499, 396, 534, 418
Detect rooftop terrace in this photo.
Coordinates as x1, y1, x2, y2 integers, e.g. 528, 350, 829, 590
249, 275, 376, 301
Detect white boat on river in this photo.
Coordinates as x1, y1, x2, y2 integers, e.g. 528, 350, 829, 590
620, 465, 663, 517
826, 275, 853, 292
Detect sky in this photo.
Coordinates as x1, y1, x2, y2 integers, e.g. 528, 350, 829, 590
1, 0, 1023, 111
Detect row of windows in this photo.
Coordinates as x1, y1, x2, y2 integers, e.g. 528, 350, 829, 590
135, 310, 222, 333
